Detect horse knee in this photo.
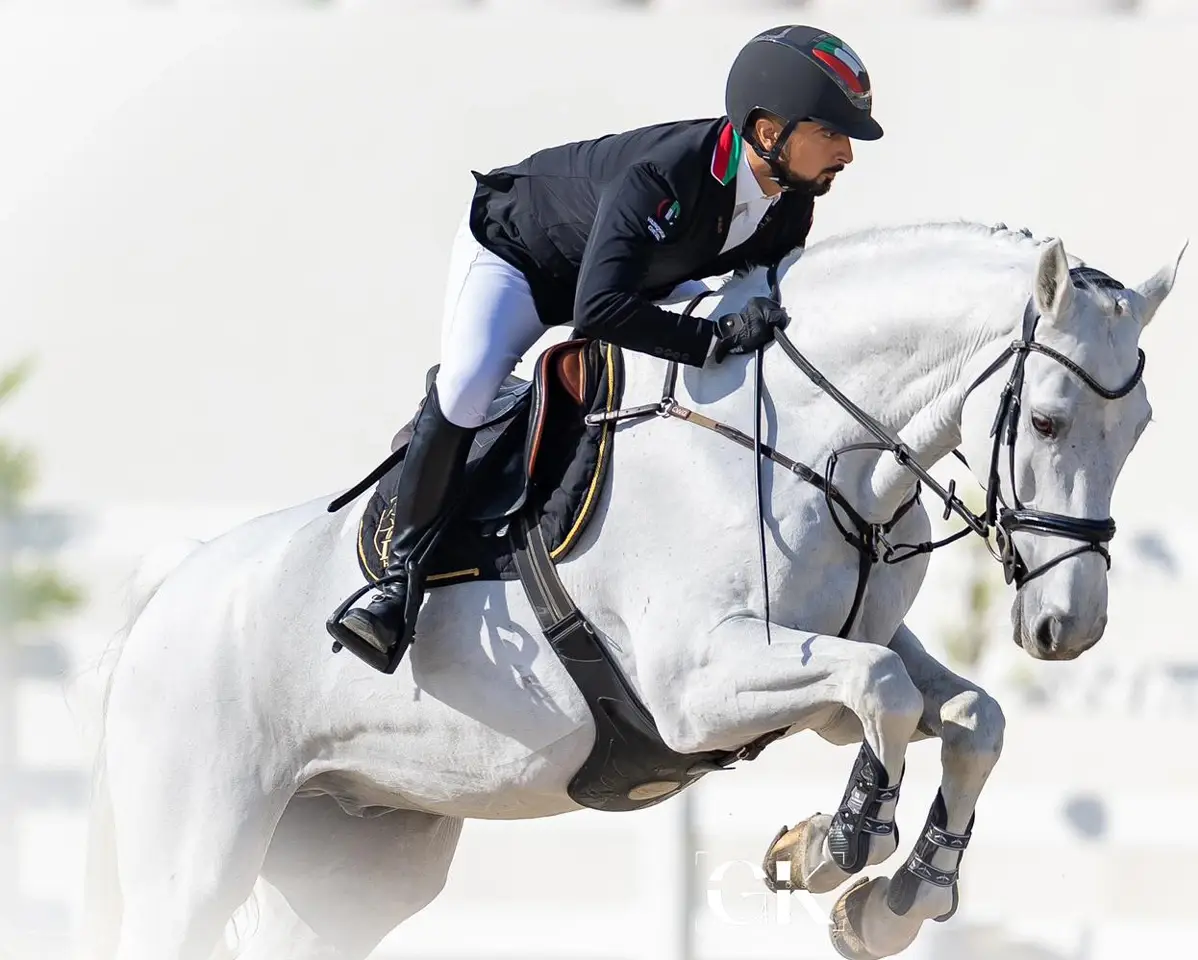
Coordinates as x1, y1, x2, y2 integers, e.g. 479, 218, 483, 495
941, 689, 1005, 764
852, 649, 923, 731
655, 698, 713, 755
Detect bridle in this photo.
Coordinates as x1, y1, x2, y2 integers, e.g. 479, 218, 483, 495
959, 266, 1144, 587
588, 264, 1145, 636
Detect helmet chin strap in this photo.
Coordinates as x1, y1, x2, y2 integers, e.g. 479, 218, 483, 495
748, 115, 810, 193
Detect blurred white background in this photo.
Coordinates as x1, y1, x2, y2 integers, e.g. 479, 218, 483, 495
1, 2, 1196, 959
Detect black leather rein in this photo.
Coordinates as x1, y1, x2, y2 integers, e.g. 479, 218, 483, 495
587, 263, 1144, 636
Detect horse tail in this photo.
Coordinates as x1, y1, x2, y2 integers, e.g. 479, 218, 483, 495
80, 752, 120, 960
75, 537, 204, 960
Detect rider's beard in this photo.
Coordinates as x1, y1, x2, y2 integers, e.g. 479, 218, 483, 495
793, 164, 845, 197
773, 146, 845, 196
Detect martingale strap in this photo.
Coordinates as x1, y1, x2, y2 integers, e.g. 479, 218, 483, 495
594, 259, 1146, 634
586, 287, 920, 639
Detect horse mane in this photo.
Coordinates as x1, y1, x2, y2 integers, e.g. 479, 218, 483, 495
719, 219, 1089, 299
807, 219, 1053, 259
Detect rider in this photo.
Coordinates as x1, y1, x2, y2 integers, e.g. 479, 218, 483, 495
334, 24, 883, 667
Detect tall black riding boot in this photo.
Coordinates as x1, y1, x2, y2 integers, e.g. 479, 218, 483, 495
338, 384, 474, 671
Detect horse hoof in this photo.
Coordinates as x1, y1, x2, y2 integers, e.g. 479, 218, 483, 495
762, 821, 810, 891
763, 815, 850, 895
761, 814, 848, 896
830, 876, 887, 960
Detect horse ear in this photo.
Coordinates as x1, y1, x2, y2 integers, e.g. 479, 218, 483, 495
1132, 240, 1188, 328
1033, 238, 1074, 324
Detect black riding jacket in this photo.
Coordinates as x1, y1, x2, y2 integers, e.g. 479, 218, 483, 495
469, 117, 816, 367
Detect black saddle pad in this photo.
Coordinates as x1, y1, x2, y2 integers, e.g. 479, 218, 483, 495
357, 340, 624, 588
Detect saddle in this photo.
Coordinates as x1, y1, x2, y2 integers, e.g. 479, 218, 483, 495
353, 338, 621, 588
333, 338, 781, 813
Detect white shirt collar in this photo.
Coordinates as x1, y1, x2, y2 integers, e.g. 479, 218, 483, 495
733, 146, 778, 208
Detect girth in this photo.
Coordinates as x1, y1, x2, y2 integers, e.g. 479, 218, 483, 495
510, 513, 786, 812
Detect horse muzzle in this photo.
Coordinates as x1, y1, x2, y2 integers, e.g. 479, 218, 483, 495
1015, 599, 1108, 660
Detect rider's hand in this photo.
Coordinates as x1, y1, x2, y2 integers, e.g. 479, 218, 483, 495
712, 297, 789, 362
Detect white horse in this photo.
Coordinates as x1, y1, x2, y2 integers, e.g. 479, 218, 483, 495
82, 221, 1183, 960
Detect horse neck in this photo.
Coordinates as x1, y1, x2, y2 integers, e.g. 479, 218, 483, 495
654, 231, 1042, 523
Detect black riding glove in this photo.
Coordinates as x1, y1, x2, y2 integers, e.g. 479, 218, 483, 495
712, 297, 790, 362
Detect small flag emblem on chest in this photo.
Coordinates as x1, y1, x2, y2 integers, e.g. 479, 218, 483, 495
711, 124, 742, 186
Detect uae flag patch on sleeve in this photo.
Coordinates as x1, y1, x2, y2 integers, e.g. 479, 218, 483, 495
646, 197, 681, 242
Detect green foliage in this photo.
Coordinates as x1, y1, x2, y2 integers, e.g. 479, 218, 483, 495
942, 544, 997, 670
0, 440, 34, 514
3, 567, 83, 625
0, 359, 82, 632
0, 361, 33, 404
0, 361, 36, 513
933, 475, 1003, 672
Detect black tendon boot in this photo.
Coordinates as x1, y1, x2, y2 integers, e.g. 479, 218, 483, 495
825, 741, 904, 875
336, 384, 474, 673
886, 789, 973, 922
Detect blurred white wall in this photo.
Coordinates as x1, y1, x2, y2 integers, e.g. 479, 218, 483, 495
1, 5, 1196, 960
0, 8, 1193, 520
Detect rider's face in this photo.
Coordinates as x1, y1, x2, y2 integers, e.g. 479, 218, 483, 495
782, 122, 854, 194
753, 117, 854, 196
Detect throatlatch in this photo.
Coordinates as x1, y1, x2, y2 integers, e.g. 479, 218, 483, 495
826, 741, 903, 875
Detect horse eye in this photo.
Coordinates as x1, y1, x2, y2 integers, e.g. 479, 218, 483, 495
1031, 413, 1057, 438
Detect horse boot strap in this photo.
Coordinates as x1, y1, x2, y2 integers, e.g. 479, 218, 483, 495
825, 741, 903, 875
886, 789, 974, 921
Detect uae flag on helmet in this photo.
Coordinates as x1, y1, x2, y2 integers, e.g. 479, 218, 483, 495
808, 35, 872, 110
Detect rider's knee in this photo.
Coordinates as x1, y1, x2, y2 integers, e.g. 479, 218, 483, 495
431, 376, 488, 430
941, 688, 1005, 762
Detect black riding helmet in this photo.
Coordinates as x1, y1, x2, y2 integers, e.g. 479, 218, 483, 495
726, 25, 883, 189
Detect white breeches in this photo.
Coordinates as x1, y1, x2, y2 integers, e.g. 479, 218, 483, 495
435, 209, 713, 429
435, 212, 551, 428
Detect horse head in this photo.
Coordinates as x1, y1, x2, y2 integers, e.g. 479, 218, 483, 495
957, 236, 1186, 660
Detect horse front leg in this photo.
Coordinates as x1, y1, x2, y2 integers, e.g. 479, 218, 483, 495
819, 622, 1006, 960
639, 617, 923, 907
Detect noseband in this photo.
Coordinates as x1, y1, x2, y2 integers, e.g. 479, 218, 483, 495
959, 266, 1144, 585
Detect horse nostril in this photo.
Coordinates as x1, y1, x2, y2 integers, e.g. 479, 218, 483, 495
1034, 617, 1056, 654
1034, 614, 1082, 654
